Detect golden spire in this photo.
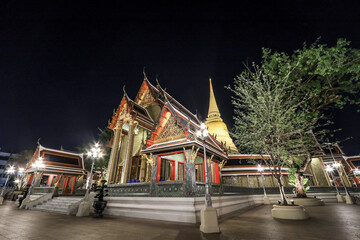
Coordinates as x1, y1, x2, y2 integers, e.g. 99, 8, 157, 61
205, 78, 239, 154
208, 78, 221, 119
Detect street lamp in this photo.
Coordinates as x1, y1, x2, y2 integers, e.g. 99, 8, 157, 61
325, 143, 353, 204
196, 123, 212, 207
77, 142, 103, 217
325, 165, 341, 198
17, 167, 25, 190
197, 122, 220, 233
0, 166, 16, 204
353, 168, 360, 187
14, 179, 20, 190
257, 164, 270, 204
84, 143, 103, 200
28, 157, 45, 195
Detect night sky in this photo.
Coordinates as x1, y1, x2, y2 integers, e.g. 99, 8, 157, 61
1, 1, 360, 155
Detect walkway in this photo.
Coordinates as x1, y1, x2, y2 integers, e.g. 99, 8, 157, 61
0, 201, 359, 240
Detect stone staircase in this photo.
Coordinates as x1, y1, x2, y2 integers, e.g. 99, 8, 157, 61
29, 194, 45, 200
33, 196, 83, 215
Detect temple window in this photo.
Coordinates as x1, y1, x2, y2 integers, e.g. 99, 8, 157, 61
195, 156, 204, 182
160, 158, 175, 181
50, 176, 57, 186
178, 162, 185, 181
157, 152, 185, 182
210, 162, 216, 183
130, 156, 142, 180
40, 175, 49, 186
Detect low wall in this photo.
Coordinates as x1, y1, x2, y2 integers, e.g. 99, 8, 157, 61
103, 192, 339, 223
222, 185, 360, 195
106, 183, 360, 197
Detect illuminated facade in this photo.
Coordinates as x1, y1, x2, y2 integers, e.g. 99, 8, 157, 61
106, 77, 226, 196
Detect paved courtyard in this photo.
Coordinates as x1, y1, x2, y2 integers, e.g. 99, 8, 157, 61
0, 201, 359, 240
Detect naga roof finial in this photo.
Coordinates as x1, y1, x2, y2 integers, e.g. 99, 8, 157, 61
143, 67, 147, 80
123, 85, 128, 97
156, 75, 161, 88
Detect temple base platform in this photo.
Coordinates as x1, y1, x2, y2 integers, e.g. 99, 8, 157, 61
102, 193, 339, 223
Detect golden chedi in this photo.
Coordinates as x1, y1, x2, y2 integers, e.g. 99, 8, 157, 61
205, 79, 238, 154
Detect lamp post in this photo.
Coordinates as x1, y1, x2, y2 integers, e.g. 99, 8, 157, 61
14, 179, 20, 190
197, 122, 220, 233
353, 168, 360, 187
84, 143, 103, 200
17, 168, 25, 190
77, 142, 103, 217
28, 157, 45, 195
18, 158, 45, 209
325, 165, 343, 202
325, 143, 353, 204
196, 123, 212, 207
257, 164, 270, 204
14, 167, 25, 191
0, 166, 16, 204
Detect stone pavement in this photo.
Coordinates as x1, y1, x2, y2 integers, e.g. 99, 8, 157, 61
0, 201, 359, 240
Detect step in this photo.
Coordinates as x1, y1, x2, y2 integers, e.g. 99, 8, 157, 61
36, 208, 68, 214
36, 206, 68, 211
53, 198, 82, 201
31, 196, 83, 215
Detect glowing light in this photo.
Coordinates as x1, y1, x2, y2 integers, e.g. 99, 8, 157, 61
14, 179, 20, 183
203, 129, 209, 137
196, 123, 209, 138
257, 164, 264, 172
6, 166, 15, 174
333, 163, 341, 168
87, 143, 104, 159
32, 158, 45, 169
325, 165, 333, 172
18, 168, 25, 174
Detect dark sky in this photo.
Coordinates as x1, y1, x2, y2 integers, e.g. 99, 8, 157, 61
1, 1, 360, 155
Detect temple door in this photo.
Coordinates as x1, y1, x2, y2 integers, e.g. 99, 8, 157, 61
63, 176, 76, 195
63, 177, 70, 194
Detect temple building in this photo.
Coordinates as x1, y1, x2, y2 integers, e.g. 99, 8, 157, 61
25, 144, 86, 195
105, 76, 354, 194
105, 77, 227, 196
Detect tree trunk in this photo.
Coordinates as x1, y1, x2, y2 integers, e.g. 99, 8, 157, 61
294, 172, 307, 198
275, 175, 288, 205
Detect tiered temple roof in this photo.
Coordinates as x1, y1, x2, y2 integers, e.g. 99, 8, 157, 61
107, 77, 227, 159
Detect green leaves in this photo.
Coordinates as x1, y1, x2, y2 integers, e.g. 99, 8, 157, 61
287, 168, 310, 192
262, 38, 360, 112
229, 38, 359, 196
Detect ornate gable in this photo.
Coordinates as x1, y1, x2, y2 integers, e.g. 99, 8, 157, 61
140, 89, 157, 108
135, 79, 161, 108
154, 116, 185, 144
108, 95, 130, 130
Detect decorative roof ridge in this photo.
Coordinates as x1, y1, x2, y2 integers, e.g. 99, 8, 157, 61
343, 155, 360, 160
228, 154, 270, 157
124, 95, 155, 123
156, 84, 199, 123
39, 145, 84, 157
